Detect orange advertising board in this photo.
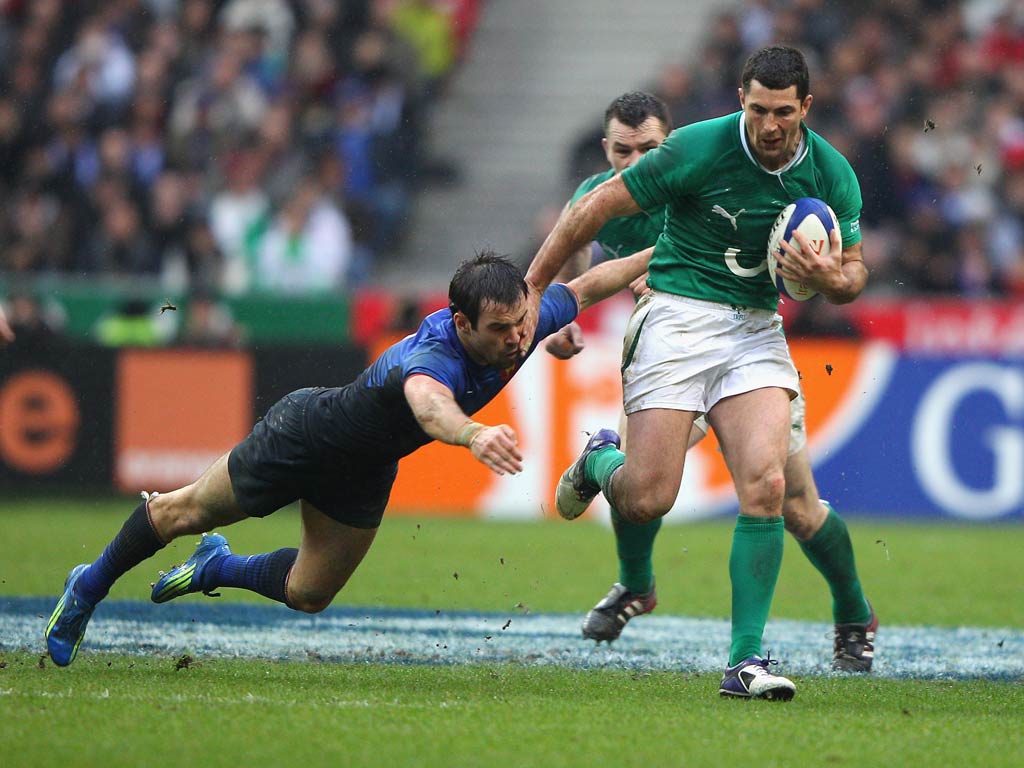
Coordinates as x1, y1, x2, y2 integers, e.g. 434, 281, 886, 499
115, 350, 253, 492
0, 370, 81, 475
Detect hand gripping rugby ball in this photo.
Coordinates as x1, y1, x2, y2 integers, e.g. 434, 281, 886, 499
766, 197, 838, 301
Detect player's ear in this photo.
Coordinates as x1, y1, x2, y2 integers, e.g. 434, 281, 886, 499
737, 87, 746, 108
453, 310, 471, 334
801, 93, 813, 117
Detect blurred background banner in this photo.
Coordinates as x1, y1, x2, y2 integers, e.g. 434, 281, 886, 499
2, 334, 1020, 521
113, 348, 253, 491
0, 343, 114, 489
387, 336, 1024, 522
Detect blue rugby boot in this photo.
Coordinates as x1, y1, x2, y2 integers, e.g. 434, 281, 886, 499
151, 533, 231, 603
719, 656, 796, 700
556, 429, 621, 520
45, 564, 95, 667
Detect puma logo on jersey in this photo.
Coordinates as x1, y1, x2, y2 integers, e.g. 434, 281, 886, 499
712, 205, 746, 231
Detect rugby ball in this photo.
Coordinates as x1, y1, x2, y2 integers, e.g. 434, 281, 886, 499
766, 197, 838, 301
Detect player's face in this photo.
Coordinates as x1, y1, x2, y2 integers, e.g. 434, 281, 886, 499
739, 80, 812, 171
603, 116, 668, 173
458, 298, 528, 367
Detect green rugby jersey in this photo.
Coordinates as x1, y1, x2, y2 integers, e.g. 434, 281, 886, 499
620, 111, 862, 310
570, 169, 665, 260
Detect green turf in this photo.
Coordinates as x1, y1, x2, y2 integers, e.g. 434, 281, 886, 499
1, 653, 1022, 768
3, 499, 1023, 767
2, 498, 1022, 627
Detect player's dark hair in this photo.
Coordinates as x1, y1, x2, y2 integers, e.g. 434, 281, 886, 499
603, 91, 672, 134
449, 250, 527, 328
741, 46, 810, 100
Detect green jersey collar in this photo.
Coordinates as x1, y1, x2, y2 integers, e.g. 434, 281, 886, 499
738, 112, 809, 176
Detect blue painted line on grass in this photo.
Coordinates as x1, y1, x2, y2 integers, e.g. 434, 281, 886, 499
3, 597, 1021, 681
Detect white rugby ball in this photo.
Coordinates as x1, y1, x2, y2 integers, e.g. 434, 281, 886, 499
766, 197, 838, 301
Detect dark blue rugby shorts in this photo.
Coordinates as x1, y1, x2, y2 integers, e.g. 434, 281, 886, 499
228, 387, 397, 529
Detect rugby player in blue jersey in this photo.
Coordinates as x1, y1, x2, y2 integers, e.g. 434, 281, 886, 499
45, 250, 651, 667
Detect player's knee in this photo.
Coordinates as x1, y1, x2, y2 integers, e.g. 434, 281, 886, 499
286, 583, 336, 614
782, 496, 826, 541
284, 581, 339, 618
743, 469, 786, 515
783, 508, 815, 540
619, 489, 672, 524
149, 488, 206, 539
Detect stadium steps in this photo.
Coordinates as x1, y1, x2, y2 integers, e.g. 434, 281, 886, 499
379, 0, 725, 289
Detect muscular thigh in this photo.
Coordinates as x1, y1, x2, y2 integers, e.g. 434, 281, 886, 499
289, 500, 378, 599
617, 408, 694, 505
708, 387, 791, 489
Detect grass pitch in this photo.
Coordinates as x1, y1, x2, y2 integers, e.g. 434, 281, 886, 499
2, 655, 1022, 768
2, 498, 1023, 767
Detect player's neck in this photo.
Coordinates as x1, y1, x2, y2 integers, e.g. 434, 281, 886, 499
456, 330, 489, 366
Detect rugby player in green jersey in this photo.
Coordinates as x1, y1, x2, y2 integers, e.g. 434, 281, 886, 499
544, 91, 876, 682
526, 47, 874, 700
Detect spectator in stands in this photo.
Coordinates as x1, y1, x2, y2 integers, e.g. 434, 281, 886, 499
256, 101, 309, 207
183, 212, 227, 292
0, 0, 474, 297
52, 16, 136, 120
251, 176, 353, 295
95, 298, 175, 347
0, 290, 63, 347
168, 45, 268, 169
210, 146, 270, 295
179, 289, 245, 348
991, 167, 1024, 295
80, 195, 158, 275
389, 0, 458, 94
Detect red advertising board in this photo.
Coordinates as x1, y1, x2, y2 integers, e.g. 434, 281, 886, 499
848, 300, 1024, 354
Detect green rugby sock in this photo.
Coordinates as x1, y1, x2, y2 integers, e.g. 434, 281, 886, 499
585, 446, 656, 594
610, 505, 660, 595
728, 514, 784, 665
584, 445, 624, 496
798, 502, 871, 624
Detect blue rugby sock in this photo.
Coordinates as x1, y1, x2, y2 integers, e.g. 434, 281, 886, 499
77, 501, 167, 605
204, 548, 298, 605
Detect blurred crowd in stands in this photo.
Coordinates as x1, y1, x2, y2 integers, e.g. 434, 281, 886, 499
568, 0, 1024, 302
0, 0, 475, 305
2, 0, 1023, 348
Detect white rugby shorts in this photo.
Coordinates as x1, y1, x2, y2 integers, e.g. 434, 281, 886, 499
621, 291, 800, 419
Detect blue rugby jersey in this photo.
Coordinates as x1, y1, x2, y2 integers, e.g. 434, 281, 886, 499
307, 284, 579, 462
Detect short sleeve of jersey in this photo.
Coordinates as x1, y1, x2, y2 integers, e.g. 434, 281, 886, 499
812, 132, 864, 249
402, 339, 464, 394
620, 126, 702, 211
532, 283, 580, 349
829, 162, 863, 249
